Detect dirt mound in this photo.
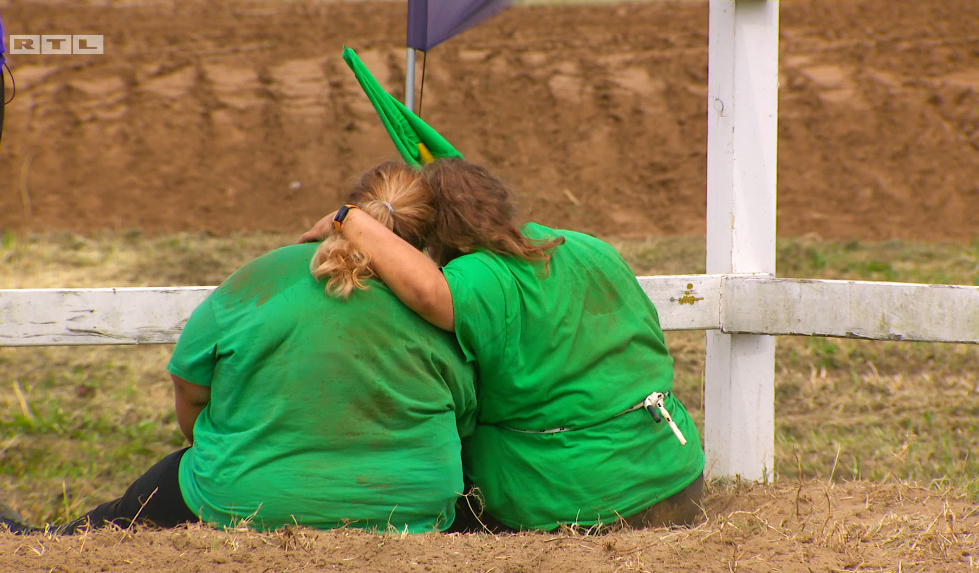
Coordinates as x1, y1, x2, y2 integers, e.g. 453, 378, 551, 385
1, 0, 978, 241
2, 480, 975, 572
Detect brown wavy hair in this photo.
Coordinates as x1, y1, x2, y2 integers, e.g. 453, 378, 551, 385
311, 162, 435, 298
421, 159, 565, 267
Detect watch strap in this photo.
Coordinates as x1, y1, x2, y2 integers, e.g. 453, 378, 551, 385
333, 204, 359, 233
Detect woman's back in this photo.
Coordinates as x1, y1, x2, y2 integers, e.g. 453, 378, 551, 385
444, 223, 672, 427
169, 243, 476, 532
442, 223, 704, 530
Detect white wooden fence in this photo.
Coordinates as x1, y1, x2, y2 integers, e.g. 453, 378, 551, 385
3, 278, 979, 348
3, 0, 979, 481
2, 277, 978, 482
3, 275, 977, 485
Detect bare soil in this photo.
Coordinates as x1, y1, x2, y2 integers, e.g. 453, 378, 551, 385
2, 0, 979, 240
2, 0, 979, 571
3, 480, 977, 572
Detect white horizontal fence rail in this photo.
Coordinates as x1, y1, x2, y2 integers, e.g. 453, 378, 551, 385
0, 279, 713, 347
0, 287, 214, 347
723, 277, 979, 343
638, 274, 723, 331
2, 276, 978, 347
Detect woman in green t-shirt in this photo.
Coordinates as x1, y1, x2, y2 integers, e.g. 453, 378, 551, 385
2, 163, 476, 536
300, 159, 705, 532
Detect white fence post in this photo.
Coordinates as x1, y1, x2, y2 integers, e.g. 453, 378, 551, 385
704, 0, 780, 481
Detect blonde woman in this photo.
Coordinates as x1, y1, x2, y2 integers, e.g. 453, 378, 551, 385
4, 163, 476, 535
301, 159, 704, 532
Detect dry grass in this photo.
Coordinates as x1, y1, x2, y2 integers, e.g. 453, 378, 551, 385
1, 231, 978, 530
1, 480, 976, 572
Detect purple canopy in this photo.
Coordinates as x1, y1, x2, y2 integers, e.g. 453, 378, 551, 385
1, 12, 6, 65
407, 0, 509, 52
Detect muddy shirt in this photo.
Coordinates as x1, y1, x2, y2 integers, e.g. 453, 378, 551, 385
442, 223, 705, 530
168, 243, 476, 532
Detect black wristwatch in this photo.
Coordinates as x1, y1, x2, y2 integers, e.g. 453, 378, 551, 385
333, 204, 359, 233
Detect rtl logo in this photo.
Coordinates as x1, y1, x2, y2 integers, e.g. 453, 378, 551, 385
9, 35, 104, 55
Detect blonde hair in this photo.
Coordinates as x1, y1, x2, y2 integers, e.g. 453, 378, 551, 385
311, 162, 435, 299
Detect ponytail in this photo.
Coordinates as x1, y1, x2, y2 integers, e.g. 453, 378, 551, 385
310, 235, 375, 300
310, 162, 436, 299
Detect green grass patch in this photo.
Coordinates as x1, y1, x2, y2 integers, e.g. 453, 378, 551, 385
2, 231, 978, 524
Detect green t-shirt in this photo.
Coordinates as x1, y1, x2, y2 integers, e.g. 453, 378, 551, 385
168, 244, 476, 533
442, 223, 704, 530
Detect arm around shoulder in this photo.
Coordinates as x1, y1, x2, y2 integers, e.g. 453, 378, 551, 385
408, 272, 455, 332
342, 208, 456, 331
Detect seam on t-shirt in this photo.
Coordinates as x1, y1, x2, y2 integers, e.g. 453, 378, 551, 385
166, 362, 213, 388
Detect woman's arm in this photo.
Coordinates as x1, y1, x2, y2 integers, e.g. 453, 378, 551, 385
172, 374, 211, 445
299, 210, 456, 331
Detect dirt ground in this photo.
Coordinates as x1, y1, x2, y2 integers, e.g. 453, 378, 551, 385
3, 480, 977, 572
2, 0, 979, 240
2, 0, 979, 571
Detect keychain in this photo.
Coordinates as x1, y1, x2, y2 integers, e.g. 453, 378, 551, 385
643, 392, 687, 446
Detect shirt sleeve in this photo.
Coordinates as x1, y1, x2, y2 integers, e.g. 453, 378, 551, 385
445, 360, 478, 439
167, 297, 221, 387
441, 255, 510, 368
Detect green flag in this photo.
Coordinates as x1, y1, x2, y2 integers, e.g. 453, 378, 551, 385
342, 46, 464, 168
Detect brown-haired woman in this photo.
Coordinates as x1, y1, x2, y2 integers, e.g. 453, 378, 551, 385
300, 159, 705, 532
2, 163, 476, 535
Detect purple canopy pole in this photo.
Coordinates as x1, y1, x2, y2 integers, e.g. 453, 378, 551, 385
405, 0, 427, 111
405, 0, 509, 112
406, 49, 417, 112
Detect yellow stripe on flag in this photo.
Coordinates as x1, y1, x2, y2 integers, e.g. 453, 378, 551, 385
417, 143, 436, 165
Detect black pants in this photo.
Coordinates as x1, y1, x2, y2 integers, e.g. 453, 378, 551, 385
59, 448, 200, 534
